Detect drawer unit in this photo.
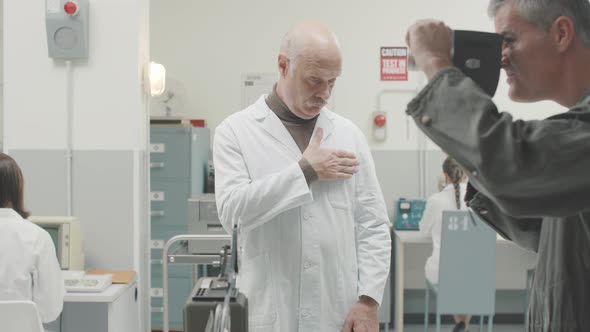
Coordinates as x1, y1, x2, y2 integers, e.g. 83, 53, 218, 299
150, 127, 191, 180
187, 194, 230, 254
150, 179, 190, 227
151, 225, 189, 244
149, 125, 210, 331
150, 257, 192, 278
151, 276, 193, 330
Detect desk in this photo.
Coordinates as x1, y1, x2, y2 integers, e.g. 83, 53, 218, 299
45, 281, 139, 332
393, 230, 536, 332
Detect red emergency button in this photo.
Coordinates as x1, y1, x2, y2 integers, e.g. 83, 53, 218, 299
374, 114, 386, 127
64, 1, 79, 16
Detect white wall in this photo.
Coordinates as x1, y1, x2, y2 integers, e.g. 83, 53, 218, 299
150, 0, 566, 151
1, 0, 3, 150
4, 0, 150, 330
4, 0, 147, 151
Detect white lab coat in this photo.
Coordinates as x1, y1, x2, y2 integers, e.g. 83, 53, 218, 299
418, 183, 467, 284
0, 208, 65, 323
214, 96, 391, 332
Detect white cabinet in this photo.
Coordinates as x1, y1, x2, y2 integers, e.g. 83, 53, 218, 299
45, 281, 139, 332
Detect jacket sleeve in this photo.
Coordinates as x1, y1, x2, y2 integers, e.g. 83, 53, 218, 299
33, 230, 65, 323
352, 128, 392, 306
407, 67, 590, 218
469, 190, 542, 252
213, 119, 313, 234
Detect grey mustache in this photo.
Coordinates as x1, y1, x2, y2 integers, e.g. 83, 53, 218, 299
307, 100, 326, 107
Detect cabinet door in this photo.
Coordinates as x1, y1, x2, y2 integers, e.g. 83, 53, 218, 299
150, 127, 190, 180
150, 179, 190, 227
150, 253, 193, 278
151, 276, 193, 330
59, 302, 108, 332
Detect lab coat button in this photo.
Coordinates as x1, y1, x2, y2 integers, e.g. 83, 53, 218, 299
420, 115, 432, 125
301, 310, 311, 319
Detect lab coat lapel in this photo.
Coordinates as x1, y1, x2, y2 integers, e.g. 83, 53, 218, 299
313, 109, 335, 144
253, 97, 302, 159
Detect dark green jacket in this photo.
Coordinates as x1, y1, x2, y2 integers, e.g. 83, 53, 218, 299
407, 67, 590, 332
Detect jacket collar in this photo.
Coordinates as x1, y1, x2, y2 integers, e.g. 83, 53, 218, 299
579, 88, 590, 106
252, 96, 335, 158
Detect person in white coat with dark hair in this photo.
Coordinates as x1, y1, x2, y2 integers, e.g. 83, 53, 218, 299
0, 153, 65, 323
419, 157, 470, 332
214, 21, 391, 332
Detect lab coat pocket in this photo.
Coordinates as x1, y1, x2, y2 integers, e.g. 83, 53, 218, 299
241, 253, 277, 327
328, 180, 351, 210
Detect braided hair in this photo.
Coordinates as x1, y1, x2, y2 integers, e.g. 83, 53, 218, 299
442, 157, 465, 209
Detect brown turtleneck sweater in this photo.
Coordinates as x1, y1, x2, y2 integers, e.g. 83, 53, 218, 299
265, 87, 319, 184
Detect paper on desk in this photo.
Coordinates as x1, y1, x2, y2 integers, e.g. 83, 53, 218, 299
86, 269, 136, 284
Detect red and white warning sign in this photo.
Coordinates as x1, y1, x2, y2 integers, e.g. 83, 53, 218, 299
380, 47, 408, 81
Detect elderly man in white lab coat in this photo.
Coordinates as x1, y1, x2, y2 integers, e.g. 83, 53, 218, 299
214, 21, 391, 332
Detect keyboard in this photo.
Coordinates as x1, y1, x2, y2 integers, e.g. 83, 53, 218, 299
63, 274, 113, 293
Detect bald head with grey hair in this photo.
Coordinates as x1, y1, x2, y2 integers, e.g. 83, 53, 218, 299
488, 0, 590, 47
279, 21, 341, 69
275, 21, 342, 119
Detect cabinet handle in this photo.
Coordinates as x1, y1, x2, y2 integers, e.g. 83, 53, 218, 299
151, 307, 164, 313
150, 192, 165, 202
150, 259, 163, 265
150, 288, 163, 298
150, 143, 165, 153
150, 162, 165, 168
150, 240, 164, 249
151, 210, 165, 217
207, 224, 223, 230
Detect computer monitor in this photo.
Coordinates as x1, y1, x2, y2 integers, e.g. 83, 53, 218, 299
28, 216, 85, 271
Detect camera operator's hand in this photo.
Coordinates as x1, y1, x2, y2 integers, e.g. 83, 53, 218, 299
303, 128, 359, 180
406, 19, 453, 80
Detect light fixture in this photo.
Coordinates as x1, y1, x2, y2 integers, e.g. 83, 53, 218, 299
149, 61, 166, 97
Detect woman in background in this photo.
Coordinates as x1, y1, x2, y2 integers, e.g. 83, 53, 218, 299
419, 156, 470, 332
0, 153, 65, 323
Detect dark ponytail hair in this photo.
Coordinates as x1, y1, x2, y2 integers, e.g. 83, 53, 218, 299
0, 153, 30, 219
442, 157, 465, 209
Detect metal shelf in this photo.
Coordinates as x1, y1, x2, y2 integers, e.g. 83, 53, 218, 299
167, 244, 231, 265
161, 234, 232, 332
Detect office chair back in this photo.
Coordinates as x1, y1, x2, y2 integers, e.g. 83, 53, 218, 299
437, 210, 496, 315
0, 300, 45, 332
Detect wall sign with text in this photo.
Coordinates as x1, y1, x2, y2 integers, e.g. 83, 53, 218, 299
380, 47, 408, 81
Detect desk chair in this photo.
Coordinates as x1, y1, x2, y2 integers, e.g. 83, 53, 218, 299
424, 210, 496, 332
0, 300, 45, 332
